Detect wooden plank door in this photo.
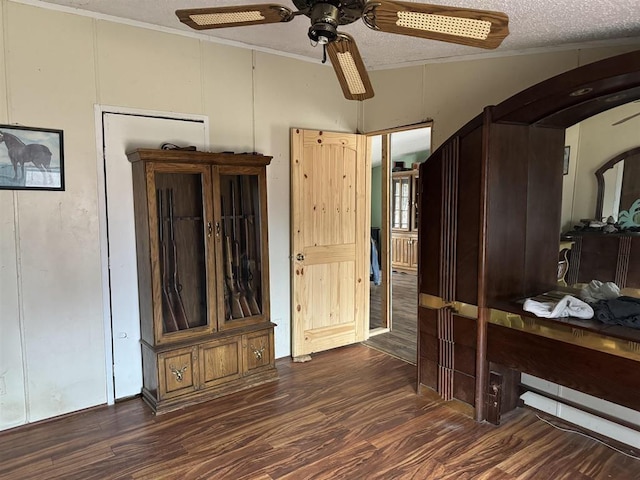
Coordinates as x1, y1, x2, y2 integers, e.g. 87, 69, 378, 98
291, 128, 370, 360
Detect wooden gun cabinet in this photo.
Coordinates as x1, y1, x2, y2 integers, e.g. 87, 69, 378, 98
128, 149, 276, 414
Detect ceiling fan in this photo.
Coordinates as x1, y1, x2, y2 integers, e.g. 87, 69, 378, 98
176, 1, 509, 100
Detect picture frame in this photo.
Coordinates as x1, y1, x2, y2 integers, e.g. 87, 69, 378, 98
0, 124, 64, 191
563, 145, 570, 175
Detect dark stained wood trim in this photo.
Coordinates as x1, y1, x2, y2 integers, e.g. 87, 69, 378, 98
474, 107, 493, 422
487, 323, 640, 412
128, 148, 272, 167
491, 49, 640, 127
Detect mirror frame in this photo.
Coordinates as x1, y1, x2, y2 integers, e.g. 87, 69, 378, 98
595, 145, 640, 220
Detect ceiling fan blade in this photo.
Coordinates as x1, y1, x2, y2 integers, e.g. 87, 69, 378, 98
363, 0, 509, 49
176, 4, 294, 30
612, 111, 640, 126
326, 33, 374, 101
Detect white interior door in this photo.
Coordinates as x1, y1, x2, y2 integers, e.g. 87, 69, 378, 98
100, 110, 207, 400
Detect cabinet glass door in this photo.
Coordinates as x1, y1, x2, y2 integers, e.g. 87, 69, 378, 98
155, 172, 209, 335
412, 173, 419, 231
392, 176, 411, 230
218, 172, 264, 325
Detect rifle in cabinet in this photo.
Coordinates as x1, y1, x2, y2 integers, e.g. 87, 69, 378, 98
222, 195, 247, 320
238, 177, 261, 315
230, 182, 253, 317
166, 189, 190, 330
157, 189, 180, 333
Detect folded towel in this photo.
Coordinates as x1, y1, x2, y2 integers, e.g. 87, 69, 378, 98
580, 280, 620, 304
523, 295, 594, 319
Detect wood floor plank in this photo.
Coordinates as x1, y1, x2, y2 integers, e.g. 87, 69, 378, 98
276, 440, 378, 480
1, 344, 638, 480
367, 272, 417, 364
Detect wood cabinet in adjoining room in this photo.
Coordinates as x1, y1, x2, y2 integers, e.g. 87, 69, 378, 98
391, 169, 419, 272
128, 148, 276, 414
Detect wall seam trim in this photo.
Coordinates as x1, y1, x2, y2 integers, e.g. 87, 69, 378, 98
251, 50, 256, 152
13, 191, 30, 423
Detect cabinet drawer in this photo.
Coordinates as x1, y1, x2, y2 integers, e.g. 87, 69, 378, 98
158, 346, 198, 400
244, 329, 274, 375
199, 337, 243, 388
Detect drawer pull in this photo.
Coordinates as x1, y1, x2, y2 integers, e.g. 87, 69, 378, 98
251, 344, 266, 361
169, 364, 188, 382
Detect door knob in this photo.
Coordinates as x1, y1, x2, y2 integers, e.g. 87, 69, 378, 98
296, 253, 305, 261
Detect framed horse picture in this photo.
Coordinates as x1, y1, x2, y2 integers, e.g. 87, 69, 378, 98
0, 124, 64, 191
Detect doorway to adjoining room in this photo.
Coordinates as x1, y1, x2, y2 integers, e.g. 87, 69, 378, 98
365, 124, 432, 365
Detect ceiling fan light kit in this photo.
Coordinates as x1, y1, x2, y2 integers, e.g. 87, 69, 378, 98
176, 1, 510, 100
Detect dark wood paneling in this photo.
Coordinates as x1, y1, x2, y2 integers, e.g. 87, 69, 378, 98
420, 358, 438, 389
419, 333, 438, 362
576, 234, 620, 284
454, 344, 476, 377
488, 362, 522, 416
419, 306, 438, 336
417, 307, 439, 389
566, 236, 582, 285
567, 233, 640, 289
453, 315, 476, 348
419, 155, 443, 296
456, 126, 482, 305
487, 323, 640, 412
524, 126, 565, 296
627, 237, 640, 287
453, 371, 476, 405
484, 124, 563, 303
484, 123, 529, 302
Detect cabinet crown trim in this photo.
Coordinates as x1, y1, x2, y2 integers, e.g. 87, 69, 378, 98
128, 148, 272, 166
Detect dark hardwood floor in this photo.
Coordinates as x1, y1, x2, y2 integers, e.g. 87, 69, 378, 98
366, 271, 417, 364
2, 345, 637, 479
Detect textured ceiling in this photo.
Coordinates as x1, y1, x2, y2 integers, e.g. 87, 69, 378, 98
27, 0, 640, 70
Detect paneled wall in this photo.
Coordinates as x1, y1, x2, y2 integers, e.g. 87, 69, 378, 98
0, 0, 357, 430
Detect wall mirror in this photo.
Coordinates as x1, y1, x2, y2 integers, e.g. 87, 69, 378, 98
595, 146, 640, 227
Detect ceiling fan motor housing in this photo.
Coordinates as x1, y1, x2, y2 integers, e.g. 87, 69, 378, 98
308, 2, 340, 44
294, 0, 365, 44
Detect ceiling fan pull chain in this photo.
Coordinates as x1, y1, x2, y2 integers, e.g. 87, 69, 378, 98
322, 43, 327, 64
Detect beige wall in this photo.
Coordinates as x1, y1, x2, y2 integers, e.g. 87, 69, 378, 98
568, 102, 640, 226
0, 0, 638, 430
366, 46, 640, 150
560, 100, 640, 232
561, 124, 581, 231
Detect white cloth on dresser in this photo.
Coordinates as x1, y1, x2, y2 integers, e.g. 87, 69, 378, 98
523, 295, 594, 319
579, 280, 621, 304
